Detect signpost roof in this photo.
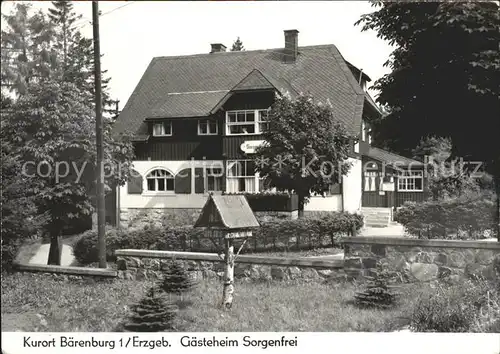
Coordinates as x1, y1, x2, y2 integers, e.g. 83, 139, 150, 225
194, 194, 260, 229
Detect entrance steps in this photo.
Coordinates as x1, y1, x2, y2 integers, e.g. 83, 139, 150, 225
361, 207, 392, 228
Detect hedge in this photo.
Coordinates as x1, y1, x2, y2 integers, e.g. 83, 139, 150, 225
224, 193, 298, 212
395, 195, 496, 239
73, 211, 363, 265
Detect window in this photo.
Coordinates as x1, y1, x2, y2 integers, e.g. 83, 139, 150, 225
206, 167, 223, 191
364, 172, 378, 191
354, 142, 360, 153
146, 169, 174, 192
226, 160, 258, 193
152, 121, 172, 136
361, 121, 366, 141
226, 109, 269, 135
198, 119, 218, 135
368, 129, 372, 144
398, 171, 423, 192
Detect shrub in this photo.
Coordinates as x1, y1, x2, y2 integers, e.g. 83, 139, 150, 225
225, 193, 298, 212
395, 194, 496, 239
354, 264, 400, 309
159, 260, 196, 294
73, 212, 363, 264
122, 287, 176, 332
410, 279, 499, 332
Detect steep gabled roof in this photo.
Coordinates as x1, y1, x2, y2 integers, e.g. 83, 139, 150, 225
194, 194, 260, 229
113, 45, 367, 138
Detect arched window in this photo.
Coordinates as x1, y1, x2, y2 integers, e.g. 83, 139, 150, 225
146, 169, 174, 192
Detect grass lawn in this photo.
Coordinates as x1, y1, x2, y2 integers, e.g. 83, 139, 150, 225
175, 280, 419, 332
2, 272, 423, 332
1, 272, 150, 332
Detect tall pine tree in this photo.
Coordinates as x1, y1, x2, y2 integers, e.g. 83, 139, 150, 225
1, 3, 56, 94
48, 1, 115, 117
230, 37, 244, 51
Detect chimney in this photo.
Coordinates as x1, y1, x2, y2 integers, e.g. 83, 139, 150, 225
210, 43, 227, 53
284, 29, 299, 63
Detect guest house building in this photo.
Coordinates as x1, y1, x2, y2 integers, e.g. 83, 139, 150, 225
111, 30, 426, 227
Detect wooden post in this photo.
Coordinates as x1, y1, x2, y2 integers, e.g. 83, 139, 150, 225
92, 1, 106, 268
222, 237, 235, 309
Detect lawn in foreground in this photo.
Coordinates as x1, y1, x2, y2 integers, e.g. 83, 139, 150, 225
1, 273, 150, 332
175, 279, 418, 332
2, 272, 421, 332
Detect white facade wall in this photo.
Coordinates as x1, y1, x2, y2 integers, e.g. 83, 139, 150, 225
304, 195, 343, 212
119, 160, 222, 210
342, 157, 363, 213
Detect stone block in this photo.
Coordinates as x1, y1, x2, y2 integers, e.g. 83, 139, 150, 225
464, 263, 485, 279
361, 257, 377, 269
259, 266, 272, 281
202, 270, 217, 279
142, 258, 160, 270
318, 269, 333, 277
447, 252, 467, 268
124, 270, 135, 280
438, 266, 452, 279
248, 266, 260, 280
475, 250, 495, 265
288, 266, 301, 280
127, 257, 142, 268
434, 253, 448, 265
301, 268, 319, 280
271, 266, 288, 280
344, 258, 362, 269
493, 254, 500, 275
116, 258, 127, 271
410, 263, 438, 282
235, 264, 250, 277
160, 260, 171, 271
371, 244, 386, 257
200, 261, 214, 270
185, 260, 199, 271
136, 269, 148, 280
480, 265, 497, 280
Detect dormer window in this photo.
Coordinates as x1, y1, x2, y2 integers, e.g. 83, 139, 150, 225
152, 121, 172, 137
198, 119, 218, 135
226, 109, 269, 136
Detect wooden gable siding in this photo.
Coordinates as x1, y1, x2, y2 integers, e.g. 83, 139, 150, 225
222, 90, 275, 159
135, 118, 223, 161
223, 90, 275, 111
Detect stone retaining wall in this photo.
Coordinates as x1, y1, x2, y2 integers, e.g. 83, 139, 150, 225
342, 237, 500, 283
115, 250, 344, 283
120, 208, 297, 229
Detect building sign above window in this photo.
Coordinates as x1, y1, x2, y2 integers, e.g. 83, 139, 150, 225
240, 140, 266, 154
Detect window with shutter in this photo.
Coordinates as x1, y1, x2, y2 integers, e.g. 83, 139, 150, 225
174, 168, 192, 194
127, 170, 143, 194
194, 168, 204, 194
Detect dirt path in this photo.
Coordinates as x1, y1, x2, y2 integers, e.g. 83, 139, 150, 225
29, 243, 75, 266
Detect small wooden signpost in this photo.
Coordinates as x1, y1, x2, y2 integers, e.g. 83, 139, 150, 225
194, 194, 259, 309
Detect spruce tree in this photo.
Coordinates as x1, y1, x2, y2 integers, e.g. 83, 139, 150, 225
123, 287, 176, 332
354, 264, 400, 309
159, 260, 196, 294
230, 37, 245, 51
48, 1, 114, 117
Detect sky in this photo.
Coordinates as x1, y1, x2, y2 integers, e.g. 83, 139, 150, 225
1, 1, 394, 108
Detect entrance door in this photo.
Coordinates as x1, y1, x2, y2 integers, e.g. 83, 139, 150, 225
362, 171, 388, 207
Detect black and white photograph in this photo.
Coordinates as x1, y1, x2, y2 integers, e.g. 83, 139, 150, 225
1, 0, 499, 353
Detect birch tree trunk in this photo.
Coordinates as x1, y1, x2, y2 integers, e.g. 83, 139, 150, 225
222, 238, 235, 309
